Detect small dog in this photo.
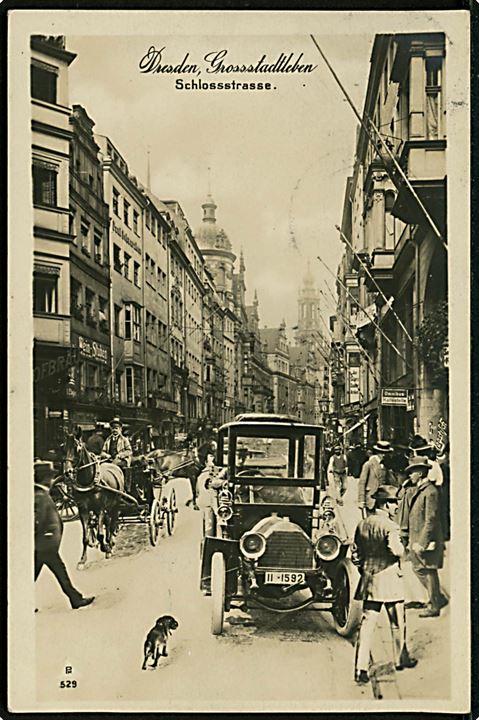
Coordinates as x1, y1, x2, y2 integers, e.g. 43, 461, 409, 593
142, 615, 179, 670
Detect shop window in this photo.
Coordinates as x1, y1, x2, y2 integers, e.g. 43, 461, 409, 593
31, 63, 57, 104
32, 163, 57, 207
112, 187, 120, 216
33, 272, 58, 314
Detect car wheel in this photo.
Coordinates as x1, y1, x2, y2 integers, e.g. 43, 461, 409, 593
332, 558, 362, 637
211, 551, 225, 635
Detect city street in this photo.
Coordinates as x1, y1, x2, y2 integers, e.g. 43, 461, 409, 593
35, 476, 450, 709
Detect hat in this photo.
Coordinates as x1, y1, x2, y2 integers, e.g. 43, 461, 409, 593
408, 435, 432, 453
371, 484, 399, 502
405, 456, 432, 474
110, 417, 122, 428
333, 445, 342, 452
373, 440, 393, 454
34, 462, 56, 486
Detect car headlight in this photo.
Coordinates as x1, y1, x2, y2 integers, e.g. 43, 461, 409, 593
239, 532, 267, 560
217, 504, 233, 521
315, 533, 341, 561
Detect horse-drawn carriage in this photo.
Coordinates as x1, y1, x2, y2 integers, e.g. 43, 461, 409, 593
51, 452, 178, 546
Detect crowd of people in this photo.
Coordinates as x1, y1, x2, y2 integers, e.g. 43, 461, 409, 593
324, 434, 450, 685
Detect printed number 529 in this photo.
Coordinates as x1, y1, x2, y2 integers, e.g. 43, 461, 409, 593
59, 680, 77, 689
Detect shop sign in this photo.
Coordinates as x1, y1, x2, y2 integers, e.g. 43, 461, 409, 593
348, 366, 360, 404
76, 335, 109, 365
381, 387, 408, 406
48, 410, 63, 418
406, 390, 415, 412
434, 417, 448, 453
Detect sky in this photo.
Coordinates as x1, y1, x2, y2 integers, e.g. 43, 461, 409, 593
67, 32, 374, 335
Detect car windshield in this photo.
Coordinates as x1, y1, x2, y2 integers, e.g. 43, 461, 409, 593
232, 433, 317, 505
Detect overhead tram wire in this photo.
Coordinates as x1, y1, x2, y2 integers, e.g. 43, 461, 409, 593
334, 224, 414, 344
316, 253, 412, 370
310, 34, 447, 253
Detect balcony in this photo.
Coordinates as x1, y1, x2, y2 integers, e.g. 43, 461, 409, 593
124, 339, 143, 363
391, 140, 446, 228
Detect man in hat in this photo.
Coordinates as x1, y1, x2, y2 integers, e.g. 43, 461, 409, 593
101, 417, 132, 469
358, 440, 393, 517
399, 456, 447, 617
353, 484, 417, 684
34, 463, 94, 610
327, 445, 348, 505
408, 435, 443, 486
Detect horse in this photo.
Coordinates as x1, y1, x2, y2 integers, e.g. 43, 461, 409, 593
146, 447, 204, 510
63, 431, 125, 569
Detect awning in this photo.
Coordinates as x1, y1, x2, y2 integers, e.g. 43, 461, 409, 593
342, 413, 371, 437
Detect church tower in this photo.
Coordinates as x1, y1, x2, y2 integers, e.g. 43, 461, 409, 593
298, 262, 322, 332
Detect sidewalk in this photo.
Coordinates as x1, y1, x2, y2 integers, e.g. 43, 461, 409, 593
331, 476, 451, 701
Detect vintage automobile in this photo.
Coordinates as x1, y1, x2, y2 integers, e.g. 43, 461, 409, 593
200, 414, 362, 636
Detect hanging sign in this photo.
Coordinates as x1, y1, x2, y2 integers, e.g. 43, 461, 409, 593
381, 387, 408, 406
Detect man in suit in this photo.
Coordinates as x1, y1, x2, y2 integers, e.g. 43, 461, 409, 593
358, 440, 393, 517
34, 463, 94, 610
353, 484, 417, 684
101, 417, 132, 468
408, 435, 444, 487
400, 456, 448, 617
327, 445, 348, 505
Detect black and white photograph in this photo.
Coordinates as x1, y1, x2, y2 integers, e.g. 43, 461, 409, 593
8, 8, 470, 713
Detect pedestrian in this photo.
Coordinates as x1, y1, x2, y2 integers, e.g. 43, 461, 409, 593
408, 435, 444, 486
399, 456, 448, 617
85, 422, 106, 456
347, 443, 368, 480
352, 484, 417, 685
101, 417, 133, 469
34, 462, 94, 610
358, 440, 393, 517
327, 445, 348, 505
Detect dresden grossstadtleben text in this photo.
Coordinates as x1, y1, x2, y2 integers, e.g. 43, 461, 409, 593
139, 47, 318, 76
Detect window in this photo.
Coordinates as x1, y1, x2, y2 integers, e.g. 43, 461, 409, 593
31, 62, 57, 104
134, 261, 140, 287
151, 216, 156, 237
114, 304, 122, 336
70, 278, 83, 319
425, 56, 442, 140
99, 297, 108, 332
123, 198, 130, 227
81, 220, 91, 255
32, 163, 57, 207
133, 306, 141, 341
85, 289, 96, 326
112, 187, 120, 216
125, 367, 134, 404
123, 253, 131, 280
133, 209, 139, 235
33, 271, 58, 314
94, 229, 103, 263
113, 244, 122, 273
145, 209, 150, 230
124, 305, 132, 339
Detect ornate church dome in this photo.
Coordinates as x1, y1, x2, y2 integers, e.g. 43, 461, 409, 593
196, 194, 232, 251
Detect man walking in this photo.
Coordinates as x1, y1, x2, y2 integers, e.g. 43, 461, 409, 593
353, 484, 417, 684
327, 445, 348, 505
358, 440, 393, 517
399, 456, 447, 617
35, 463, 94, 610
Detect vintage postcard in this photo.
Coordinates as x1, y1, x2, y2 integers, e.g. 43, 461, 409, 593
8, 8, 470, 713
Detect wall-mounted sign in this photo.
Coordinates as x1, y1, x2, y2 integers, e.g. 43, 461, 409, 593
76, 335, 109, 365
381, 387, 408, 406
111, 220, 141, 255
348, 366, 361, 404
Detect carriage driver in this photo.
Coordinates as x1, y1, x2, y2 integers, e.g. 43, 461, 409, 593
101, 417, 133, 469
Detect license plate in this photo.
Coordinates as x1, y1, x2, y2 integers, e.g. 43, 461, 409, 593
264, 571, 305, 585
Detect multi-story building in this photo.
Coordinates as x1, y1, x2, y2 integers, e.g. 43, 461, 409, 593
232, 251, 249, 416
164, 200, 205, 432
289, 346, 317, 424
244, 292, 274, 413
260, 322, 297, 416
68, 105, 111, 430
335, 32, 448, 446
96, 135, 147, 425
31, 36, 77, 457
142, 190, 174, 446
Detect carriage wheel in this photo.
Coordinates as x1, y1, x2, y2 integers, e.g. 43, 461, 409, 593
50, 481, 79, 522
211, 552, 226, 635
166, 488, 177, 536
148, 498, 162, 546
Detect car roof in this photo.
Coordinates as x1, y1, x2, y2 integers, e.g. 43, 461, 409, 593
219, 413, 324, 433
233, 413, 299, 422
